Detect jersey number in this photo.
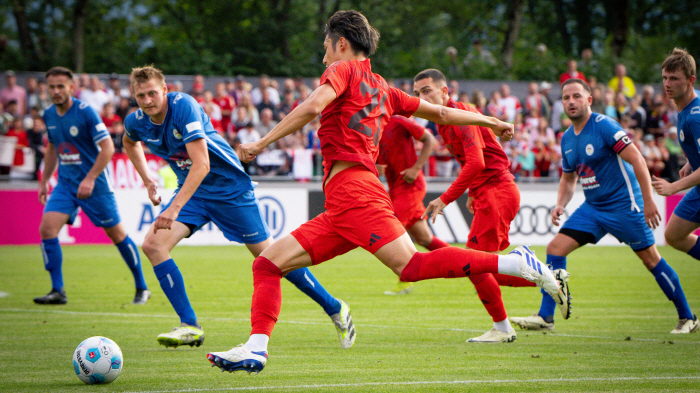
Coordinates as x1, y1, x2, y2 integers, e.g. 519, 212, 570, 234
348, 81, 387, 146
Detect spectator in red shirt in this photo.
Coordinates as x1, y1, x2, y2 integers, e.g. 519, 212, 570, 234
215, 82, 235, 133
6, 117, 29, 167
559, 59, 588, 86
101, 102, 122, 131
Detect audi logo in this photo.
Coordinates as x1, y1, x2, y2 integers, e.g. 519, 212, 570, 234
509, 205, 568, 236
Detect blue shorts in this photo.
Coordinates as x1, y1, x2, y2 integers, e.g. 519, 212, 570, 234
561, 202, 655, 251
163, 189, 270, 244
673, 186, 700, 224
44, 183, 121, 228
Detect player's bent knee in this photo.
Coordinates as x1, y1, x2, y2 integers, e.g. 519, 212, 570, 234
141, 237, 163, 262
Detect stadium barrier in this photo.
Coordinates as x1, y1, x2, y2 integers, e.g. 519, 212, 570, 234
1, 184, 672, 246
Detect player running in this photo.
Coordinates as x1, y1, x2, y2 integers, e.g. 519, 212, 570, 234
652, 50, 700, 309
376, 115, 451, 296
207, 10, 562, 374
122, 66, 355, 349
511, 78, 697, 334
34, 67, 150, 306
415, 68, 571, 343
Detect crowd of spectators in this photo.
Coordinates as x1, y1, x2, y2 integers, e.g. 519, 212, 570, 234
0, 58, 685, 182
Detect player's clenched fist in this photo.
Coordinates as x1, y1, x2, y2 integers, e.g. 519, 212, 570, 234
551, 205, 565, 226
239, 142, 262, 162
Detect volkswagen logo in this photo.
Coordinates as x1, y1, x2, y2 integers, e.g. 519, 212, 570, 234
258, 196, 285, 238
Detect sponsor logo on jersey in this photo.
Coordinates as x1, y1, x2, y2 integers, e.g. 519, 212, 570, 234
146, 138, 161, 143
169, 151, 192, 170
595, 114, 605, 122
576, 163, 599, 190
680, 129, 685, 142
585, 144, 594, 156
173, 93, 183, 104
173, 128, 182, 139
57, 142, 82, 165
69, 126, 79, 137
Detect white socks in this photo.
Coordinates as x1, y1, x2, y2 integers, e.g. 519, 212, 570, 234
245, 334, 269, 352
494, 318, 514, 333
497, 254, 521, 277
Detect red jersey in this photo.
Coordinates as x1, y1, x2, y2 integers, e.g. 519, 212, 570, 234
438, 99, 514, 204
318, 59, 420, 184
215, 95, 235, 131
377, 116, 426, 191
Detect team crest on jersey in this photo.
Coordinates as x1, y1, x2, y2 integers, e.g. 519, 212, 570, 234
595, 114, 605, 122
135, 109, 143, 120
173, 128, 182, 139
585, 144, 594, 156
69, 126, 79, 137
680, 129, 685, 142
79, 102, 88, 110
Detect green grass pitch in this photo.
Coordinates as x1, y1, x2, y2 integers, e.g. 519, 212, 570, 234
1, 244, 699, 392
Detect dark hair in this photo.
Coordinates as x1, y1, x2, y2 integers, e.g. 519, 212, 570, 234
413, 68, 447, 85
324, 10, 380, 57
45, 66, 74, 81
662, 47, 696, 80
561, 78, 591, 94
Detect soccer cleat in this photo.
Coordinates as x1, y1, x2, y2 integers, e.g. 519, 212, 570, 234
384, 281, 414, 295
671, 315, 699, 334
467, 328, 516, 343
554, 269, 572, 320
511, 246, 563, 305
509, 314, 555, 331
132, 289, 151, 305
207, 345, 267, 374
157, 325, 205, 348
33, 289, 67, 305
329, 299, 356, 348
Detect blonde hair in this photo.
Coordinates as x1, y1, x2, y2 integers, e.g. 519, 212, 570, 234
662, 48, 696, 80
130, 65, 166, 90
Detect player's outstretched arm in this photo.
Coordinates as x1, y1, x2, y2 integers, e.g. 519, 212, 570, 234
77, 138, 114, 199
412, 100, 514, 141
123, 134, 161, 206
619, 144, 661, 229
38, 142, 58, 205
652, 163, 700, 196
552, 171, 578, 226
239, 83, 337, 162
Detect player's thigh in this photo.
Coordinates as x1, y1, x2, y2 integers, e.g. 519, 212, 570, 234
557, 203, 606, 251
42, 185, 78, 238
374, 232, 419, 276
666, 213, 700, 245
39, 211, 71, 239
259, 234, 314, 274
76, 192, 121, 229
287, 213, 356, 267
547, 233, 583, 256
407, 219, 433, 247
600, 208, 655, 252
246, 237, 274, 258
206, 191, 271, 245
103, 223, 127, 244
142, 221, 191, 265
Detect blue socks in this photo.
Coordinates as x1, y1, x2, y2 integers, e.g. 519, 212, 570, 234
538, 254, 567, 323
41, 238, 63, 291
116, 236, 148, 290
687, 238, 700, 261
650, 258, 693, 320
285, 267, 341, 316
154, 259, 198, 326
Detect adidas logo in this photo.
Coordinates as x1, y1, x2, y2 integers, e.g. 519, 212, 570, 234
469, 235, 478, 244
369, 233, 382, 247
462, 263, 470, 276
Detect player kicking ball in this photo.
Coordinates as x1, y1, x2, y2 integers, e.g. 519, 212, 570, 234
510, 78, 697, 334
207, 10, 562, 374
34, 67, 150, 306
123, 66, 355, 349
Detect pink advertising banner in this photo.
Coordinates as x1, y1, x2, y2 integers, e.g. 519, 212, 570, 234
666, 193, 700, 235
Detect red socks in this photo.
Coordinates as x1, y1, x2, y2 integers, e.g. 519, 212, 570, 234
427, 236, 450, 251
400, 247, 499, 282
250, 257, 283, 337
493, 273, 536, 287
469, 273, 507, 322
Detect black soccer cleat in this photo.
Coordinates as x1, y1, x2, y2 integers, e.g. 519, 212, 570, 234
33, 289, 67, 305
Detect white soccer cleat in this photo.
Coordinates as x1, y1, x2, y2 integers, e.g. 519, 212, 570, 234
156, 325, 205, 348
510, 314, 555, 331
671, 315, 699, 334
330, 299, 356, 348
467, 328, 516, 343
207, 345, 268, 374
554, 269, 572, 320
510, 246, 563, 305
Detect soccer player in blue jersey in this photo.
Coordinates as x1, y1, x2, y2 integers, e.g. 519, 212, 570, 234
122, 65, 354, 348
651, 48, 700, 331
35, 66, 150, 305
511, 78, 698, 334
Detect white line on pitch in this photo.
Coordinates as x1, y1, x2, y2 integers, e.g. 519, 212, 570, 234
121, 375, 700, 393
0, 292, 9, 298
1, 308, 698, 344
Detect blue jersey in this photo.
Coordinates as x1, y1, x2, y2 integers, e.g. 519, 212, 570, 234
124, 92, 253, 201
677, 96, 700, 172
561, 113, 642, 212
43, 99, 112, 195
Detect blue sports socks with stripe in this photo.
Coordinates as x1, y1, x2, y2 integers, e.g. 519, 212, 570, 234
538, 254, 567, 323
687, 238, 700, 261
650, 258, 693, 320
41, 237, 64, 291
154, 259, 198, 326
285, 267, 341, 316
116, 236, 148, 290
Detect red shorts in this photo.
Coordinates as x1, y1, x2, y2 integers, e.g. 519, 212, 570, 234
292, 166, 406, 265
467, 180, 520, 252
389, 184, 427, 229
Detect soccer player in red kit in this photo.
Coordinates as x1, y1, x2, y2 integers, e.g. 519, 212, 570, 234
376, 116, 451, 295
415, 68, 571, 343
207, 10, 562, 374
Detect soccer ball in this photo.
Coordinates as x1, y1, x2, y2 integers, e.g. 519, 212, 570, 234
72, 336, 123, 384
